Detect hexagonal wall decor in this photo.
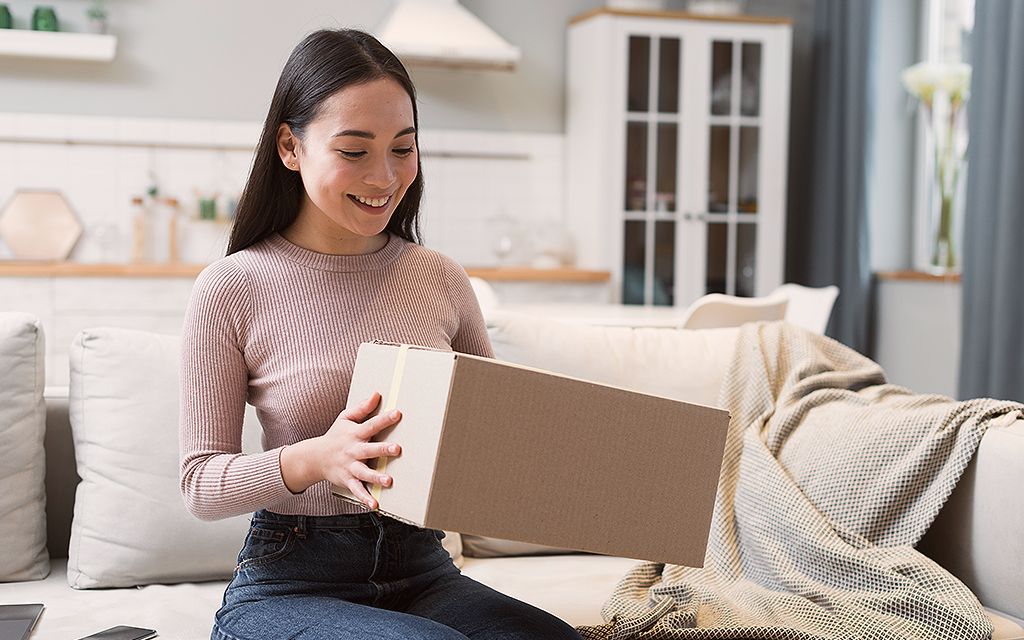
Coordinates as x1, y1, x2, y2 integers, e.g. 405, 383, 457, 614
0, 190, 83, 261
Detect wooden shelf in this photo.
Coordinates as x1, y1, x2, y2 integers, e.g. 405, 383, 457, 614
570, 7, 793, 26
0, 262, 205, 278
0, 29, 117, 62
876, 270, 961, 284
464, 267, 610, 282
0, 261, 612, 282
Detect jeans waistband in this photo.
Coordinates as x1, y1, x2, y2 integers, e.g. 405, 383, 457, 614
253, 509, 392, 532
252, 509, 432, 535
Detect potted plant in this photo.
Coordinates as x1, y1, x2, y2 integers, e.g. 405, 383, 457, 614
85, 0, 108, 34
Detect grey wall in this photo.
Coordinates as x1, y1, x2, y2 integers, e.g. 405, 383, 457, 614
0, 0, 605, 132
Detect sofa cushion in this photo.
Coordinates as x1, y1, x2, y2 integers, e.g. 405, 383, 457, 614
0, 312, 48, 581
66, 327, 263, 588
462, 311, 739, 558
461, 536, 575, 559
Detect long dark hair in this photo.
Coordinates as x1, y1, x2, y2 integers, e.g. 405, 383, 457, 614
227, 29, 423, 255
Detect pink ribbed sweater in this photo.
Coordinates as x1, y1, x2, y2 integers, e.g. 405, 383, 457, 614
179, 232, 493, 521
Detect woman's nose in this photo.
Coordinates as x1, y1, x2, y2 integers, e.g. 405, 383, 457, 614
364, 157, 396, 188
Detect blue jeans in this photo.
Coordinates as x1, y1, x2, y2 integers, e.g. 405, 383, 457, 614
212, 510, 583, 639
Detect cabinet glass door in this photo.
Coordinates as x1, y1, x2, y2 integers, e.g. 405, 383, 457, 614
622, 34, 681, 306
704, 39, 763, 297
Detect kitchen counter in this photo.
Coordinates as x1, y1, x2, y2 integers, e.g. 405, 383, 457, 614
0, 261, 610, 282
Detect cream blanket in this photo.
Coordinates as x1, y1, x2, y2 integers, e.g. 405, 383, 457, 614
578, 322, 1022, 640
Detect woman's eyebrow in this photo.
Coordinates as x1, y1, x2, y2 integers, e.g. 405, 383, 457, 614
332, 127, 417, 140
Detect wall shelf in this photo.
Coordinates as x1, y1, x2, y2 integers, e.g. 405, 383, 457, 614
0, 261, 611, 282
0, 29, 117, 62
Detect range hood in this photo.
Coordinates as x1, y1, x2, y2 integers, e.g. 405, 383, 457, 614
376, 0, 521, 71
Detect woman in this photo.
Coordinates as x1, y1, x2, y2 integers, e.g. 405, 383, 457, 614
179, 28, 583, 640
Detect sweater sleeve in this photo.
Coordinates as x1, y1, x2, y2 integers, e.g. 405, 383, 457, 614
179, 258, 293, 521
439, 257, 495, 359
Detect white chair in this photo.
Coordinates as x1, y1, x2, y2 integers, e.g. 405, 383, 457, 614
770, 283, 839, 335
679, 293, 789, 330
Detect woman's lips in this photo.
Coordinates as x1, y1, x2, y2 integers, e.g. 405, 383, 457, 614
348, 193, 393, 214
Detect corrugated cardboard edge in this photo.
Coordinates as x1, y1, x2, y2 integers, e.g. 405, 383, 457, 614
334, 342, 460, 529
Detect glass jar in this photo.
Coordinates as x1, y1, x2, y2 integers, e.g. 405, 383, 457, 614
31, 6, 58, 31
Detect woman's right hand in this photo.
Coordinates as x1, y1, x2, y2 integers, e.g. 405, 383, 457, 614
279, 391, 402, 510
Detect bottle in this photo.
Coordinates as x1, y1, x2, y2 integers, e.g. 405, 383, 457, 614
146, 196, 171, 263
130, 196, 148, 262
165, 197, 181, 263
198, 196, 217, 221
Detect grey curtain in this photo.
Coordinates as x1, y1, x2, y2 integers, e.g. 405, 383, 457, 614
958, 1, 1024, 402
785, 0, 875, 354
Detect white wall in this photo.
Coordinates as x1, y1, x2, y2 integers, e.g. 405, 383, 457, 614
0, 113, 565, 268
0, 0, 605, 133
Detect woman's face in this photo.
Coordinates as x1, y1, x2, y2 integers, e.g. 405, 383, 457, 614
282, 77, 418, 248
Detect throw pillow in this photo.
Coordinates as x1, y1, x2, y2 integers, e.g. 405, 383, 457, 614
487, 310, 738, 405
66, 327, 462, 588
0, 312, 48, 581
66, 327, 262, 588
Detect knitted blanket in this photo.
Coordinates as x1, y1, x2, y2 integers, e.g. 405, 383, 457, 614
578, 322, 1022, 640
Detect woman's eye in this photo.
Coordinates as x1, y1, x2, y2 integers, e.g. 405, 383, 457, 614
338, 150, 366, 159
393, 147, 415, 157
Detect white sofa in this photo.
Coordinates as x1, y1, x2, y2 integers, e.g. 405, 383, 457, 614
0, 310, 1022, 640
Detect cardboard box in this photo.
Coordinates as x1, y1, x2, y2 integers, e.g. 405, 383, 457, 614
331, 342, 730, 566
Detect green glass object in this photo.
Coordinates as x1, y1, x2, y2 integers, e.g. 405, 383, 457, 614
0, 5, 12, 29
198, 198, 217, 221
31, 6, 59, 31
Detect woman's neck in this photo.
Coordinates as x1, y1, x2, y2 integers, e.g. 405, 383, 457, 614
281, 210, 388, 256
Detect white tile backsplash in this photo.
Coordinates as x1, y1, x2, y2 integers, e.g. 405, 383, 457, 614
0, 112, 566, 268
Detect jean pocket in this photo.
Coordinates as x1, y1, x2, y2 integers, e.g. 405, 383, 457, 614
236, 524, 295, 571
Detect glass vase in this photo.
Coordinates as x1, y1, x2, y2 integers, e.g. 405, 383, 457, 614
926, 90, 967, 274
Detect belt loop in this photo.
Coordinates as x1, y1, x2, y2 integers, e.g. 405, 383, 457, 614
293, 515, 307, 539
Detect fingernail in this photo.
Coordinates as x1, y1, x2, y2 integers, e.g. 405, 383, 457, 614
390, 410, 400, 419
380, 475, 390, 485
389, 445, 400, 454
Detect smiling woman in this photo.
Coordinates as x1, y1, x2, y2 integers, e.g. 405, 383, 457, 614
178, 28, 585, 640
276, 78, 420, 255
226, 29, 425, 257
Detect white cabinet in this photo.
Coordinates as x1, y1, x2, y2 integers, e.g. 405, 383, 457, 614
566, 9, 792, 307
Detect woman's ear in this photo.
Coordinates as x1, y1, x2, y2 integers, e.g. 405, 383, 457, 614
277, 123, 300, 172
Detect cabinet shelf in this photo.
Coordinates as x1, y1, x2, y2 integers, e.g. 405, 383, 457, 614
0, 29, 117, 61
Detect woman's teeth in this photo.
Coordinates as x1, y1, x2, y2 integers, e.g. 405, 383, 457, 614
352, 194, 390, 208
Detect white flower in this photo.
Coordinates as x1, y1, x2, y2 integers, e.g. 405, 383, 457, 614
939, 63, 972, 103
901, 61, 972, 107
